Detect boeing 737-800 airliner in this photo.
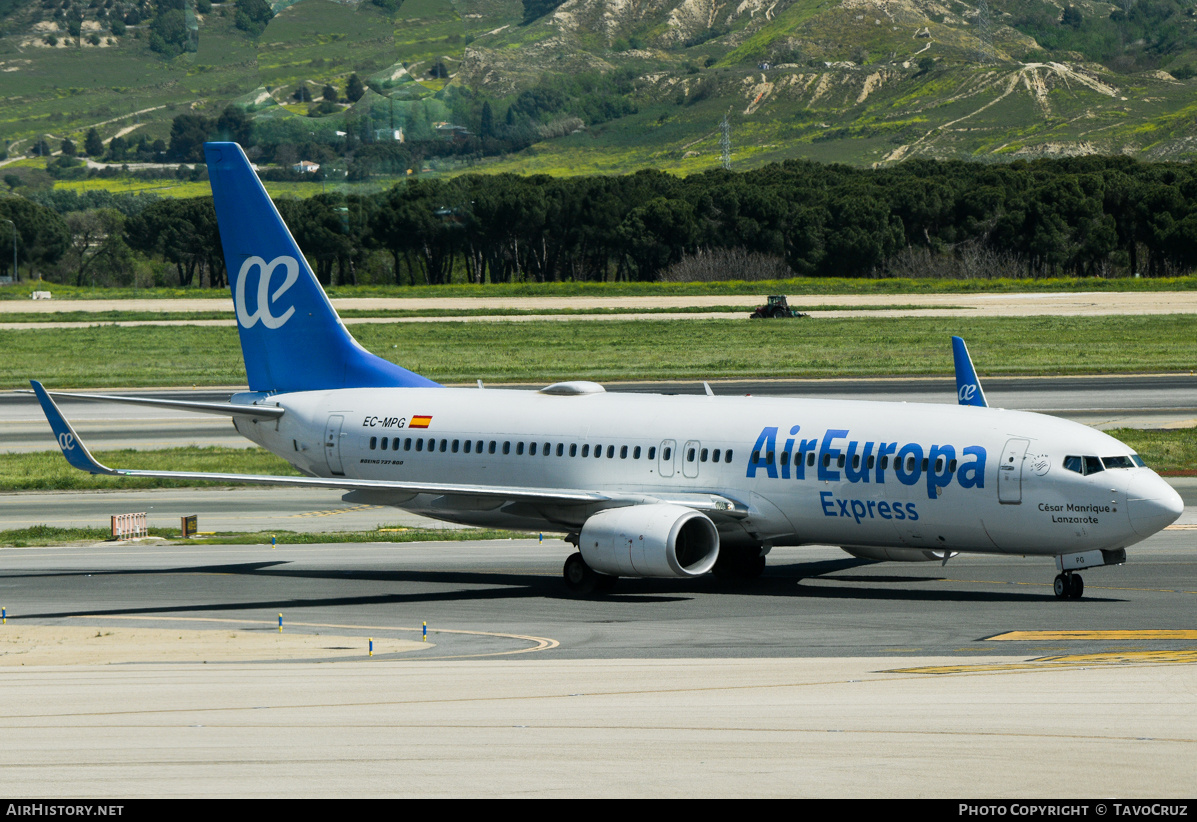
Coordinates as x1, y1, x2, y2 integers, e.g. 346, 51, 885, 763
32, 142, 1184, 599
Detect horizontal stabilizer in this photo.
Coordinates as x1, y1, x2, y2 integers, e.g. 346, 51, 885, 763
27, 389, 284, 418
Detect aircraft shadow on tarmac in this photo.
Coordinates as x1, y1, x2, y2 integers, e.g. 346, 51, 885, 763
11, 556, 1118, 621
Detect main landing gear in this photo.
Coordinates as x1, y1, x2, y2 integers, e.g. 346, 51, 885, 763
563, 553, 617, 595
1053, 572, 1084, 600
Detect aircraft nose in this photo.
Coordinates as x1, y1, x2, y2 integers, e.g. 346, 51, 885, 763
1127, 473, 1184, 537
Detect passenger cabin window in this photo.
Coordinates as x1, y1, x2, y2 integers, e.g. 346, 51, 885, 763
633, 446, 641, 459
648, 447, 657, 460
369, 436, 377, 450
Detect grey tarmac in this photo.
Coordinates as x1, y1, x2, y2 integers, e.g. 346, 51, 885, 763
0, 533, 1194, 797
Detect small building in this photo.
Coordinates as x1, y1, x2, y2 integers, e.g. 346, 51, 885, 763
433, 122, 471, 142
293, 160, 321, 174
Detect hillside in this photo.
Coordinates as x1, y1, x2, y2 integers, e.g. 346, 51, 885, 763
2, 0, 1197, 178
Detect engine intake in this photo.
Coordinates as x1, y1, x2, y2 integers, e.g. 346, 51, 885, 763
580, 504, 720, 578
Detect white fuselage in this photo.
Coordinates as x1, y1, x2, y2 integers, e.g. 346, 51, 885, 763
231, 386, 1177, 558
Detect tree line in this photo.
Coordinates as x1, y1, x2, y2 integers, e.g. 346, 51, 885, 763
6, 154, 1197, 286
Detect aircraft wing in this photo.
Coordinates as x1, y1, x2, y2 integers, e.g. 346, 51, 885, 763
30, 381, 748, 516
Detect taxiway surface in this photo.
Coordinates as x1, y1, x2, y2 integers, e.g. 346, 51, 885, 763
1, 534, 1194, 797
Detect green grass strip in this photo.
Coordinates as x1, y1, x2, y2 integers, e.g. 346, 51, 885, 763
0, 446, 301, 492
0, 305, 955, 323
1109, 428, 1197, 475
3, 315, 1196, 389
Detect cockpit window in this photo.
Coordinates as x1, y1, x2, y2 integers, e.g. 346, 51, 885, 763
1064, 455, 1105, 475
1102, 456, 1135, 469
1132, 454, 1146, 467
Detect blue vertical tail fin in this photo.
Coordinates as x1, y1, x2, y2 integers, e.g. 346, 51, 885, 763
204, 142, 438, 394
952, 336, 988, 408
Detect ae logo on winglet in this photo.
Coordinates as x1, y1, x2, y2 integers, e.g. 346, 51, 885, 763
235, 255, 299, 329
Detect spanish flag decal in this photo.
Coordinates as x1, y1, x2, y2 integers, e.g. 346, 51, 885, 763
410, 415, 432, 429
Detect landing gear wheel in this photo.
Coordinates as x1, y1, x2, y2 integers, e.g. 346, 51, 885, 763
1054, 573, 1084, 600
563, 553, 615, 595
563, 553, 596, 595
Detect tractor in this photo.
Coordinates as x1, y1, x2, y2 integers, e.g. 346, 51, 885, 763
749, 295, 807, 319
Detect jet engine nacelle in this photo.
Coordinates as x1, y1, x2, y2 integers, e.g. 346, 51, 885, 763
841, 545, 958, 563
580, 503, 720, 578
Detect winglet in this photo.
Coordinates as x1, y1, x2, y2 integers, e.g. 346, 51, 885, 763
951, 336, 988, 408
30, 380, 115, 475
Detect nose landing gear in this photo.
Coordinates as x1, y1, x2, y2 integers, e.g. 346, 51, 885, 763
1053, 572, 1084, 600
